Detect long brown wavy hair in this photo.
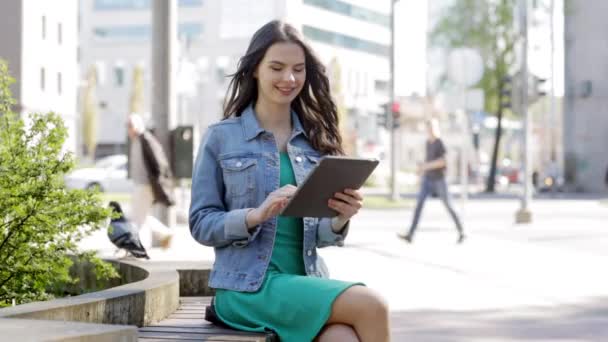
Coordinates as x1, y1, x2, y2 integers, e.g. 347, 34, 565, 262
222, 20, 343, 155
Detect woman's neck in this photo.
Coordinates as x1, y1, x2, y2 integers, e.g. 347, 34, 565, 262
254, 100, 291, 132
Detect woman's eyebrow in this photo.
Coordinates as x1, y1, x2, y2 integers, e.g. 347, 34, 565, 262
269, 60, 305, 67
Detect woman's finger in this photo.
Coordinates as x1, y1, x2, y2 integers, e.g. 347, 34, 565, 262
344, 188, 363, 201
333, 192, 362, 210
328, 199, 356, 218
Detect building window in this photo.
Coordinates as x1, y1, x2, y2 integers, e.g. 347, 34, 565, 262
178, 0, 203, 7
40, 68, 45, 91
58, 23, 62, 45
93, 0, 202, 10
93, 22, 203, 41
303, 0, 390, 28
114, 66, 124, 87
57, 72, 62, 95
374, 80, 388, 94
302, 25, 389, 57
94, 0, 150, 10
179, 22, 204, 41
42, 16, 46, 39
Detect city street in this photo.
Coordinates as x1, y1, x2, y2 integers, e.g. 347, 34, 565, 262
80, 195, 608, 341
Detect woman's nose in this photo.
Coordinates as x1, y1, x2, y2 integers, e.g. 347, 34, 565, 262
283, 72, 295, 82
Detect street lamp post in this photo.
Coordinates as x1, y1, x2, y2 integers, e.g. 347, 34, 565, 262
516, 0, 532, 223
389, 0, 399, 201
152, 0, 178, 231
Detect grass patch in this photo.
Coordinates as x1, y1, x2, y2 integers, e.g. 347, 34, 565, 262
363, 195, 413, 209
99, 192, 132, 204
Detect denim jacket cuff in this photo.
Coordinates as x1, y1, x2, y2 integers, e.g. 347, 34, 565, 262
317, 217, 349, 247
224, 208, 252, 239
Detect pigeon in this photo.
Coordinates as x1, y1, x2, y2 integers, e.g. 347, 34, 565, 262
107, 201, 150, 259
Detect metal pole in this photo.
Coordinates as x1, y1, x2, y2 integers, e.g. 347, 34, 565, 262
152, 0, 177, 230
389, 0, 399, 201
549, 0, 556, 161
516, 0, 532, 223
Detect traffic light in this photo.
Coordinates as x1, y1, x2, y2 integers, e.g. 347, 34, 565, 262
377, 102, 401, 130
391, 101, 401, 129
500, 75, 512, 110
376, 107, 389, 130
530, 75, 547, 103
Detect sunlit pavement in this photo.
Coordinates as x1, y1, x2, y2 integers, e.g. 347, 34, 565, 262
80, 196, 608, 341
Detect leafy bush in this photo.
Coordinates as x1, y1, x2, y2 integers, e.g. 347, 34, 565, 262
0, 60, 118, 307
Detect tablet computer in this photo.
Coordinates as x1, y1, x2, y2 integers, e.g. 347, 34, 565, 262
281, 156, 379, 218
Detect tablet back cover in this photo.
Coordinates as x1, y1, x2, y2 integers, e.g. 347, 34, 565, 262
282, 156, 379, 218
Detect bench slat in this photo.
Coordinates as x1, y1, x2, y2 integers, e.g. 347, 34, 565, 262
141, 296, 275, 342
139, 331, 266, 341
141, 326, 267, 336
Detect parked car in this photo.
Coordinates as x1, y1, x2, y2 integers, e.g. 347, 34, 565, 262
64, 154, 133, 193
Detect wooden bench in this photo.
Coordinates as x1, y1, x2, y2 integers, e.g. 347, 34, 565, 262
138, 296, 279, 341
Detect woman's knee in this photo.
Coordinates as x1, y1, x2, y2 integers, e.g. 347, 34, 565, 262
358, 287, 389, 321
315, 324, 359, 342
330, 286, 389, 324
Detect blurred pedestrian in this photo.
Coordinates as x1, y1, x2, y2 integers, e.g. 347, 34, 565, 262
397, 118, 466, 244
127, 113, 175, 250
189, 20, 389, 341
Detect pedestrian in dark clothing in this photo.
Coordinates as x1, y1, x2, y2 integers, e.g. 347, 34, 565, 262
128, 113, 175, 249
397, 118, 466, 244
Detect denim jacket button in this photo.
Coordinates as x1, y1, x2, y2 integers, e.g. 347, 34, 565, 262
309, 264, 314, 271
295, 156, 303, 163
307, 250, 312, 256
236, 161, 243, 167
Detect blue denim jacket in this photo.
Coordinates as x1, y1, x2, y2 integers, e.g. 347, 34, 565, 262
189, 105, 349, 292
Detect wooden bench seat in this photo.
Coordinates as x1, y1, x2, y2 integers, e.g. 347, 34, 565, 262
138, 296, 278, 342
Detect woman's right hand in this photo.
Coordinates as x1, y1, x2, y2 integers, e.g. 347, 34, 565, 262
246, 185, 297, 229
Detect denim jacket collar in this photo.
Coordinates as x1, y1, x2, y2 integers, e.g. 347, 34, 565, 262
241, 104, 308, 141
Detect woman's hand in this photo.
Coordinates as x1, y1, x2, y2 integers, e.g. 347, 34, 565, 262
246, 185, 297, 229
328, 188, 363, 232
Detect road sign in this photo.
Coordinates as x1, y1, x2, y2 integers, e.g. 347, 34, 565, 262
447, 48, 484, 87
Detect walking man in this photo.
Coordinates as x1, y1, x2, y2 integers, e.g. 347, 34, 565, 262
127, 113, 175, 249
397, 118, 466, 244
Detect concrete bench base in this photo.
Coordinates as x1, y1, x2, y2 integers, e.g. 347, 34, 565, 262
0, 318, 137, 342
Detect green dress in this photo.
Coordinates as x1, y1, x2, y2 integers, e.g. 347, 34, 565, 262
215, 152, 361, 341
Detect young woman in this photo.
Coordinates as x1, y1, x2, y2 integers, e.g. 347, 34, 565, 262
189, 20, 390, 342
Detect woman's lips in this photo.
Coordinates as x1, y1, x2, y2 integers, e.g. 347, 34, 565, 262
276, 86, 295, 96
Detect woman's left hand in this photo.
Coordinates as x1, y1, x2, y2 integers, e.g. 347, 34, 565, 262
328, 188, 363, 232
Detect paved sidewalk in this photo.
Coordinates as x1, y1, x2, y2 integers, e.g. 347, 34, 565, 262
79, 196, 608, 341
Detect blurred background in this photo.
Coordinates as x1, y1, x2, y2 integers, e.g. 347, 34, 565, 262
3, 1, 608, 339
3, 0, 601, 201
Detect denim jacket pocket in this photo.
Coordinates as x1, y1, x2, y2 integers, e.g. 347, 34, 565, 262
220, 157, 257, 198
305, 154, 320, 165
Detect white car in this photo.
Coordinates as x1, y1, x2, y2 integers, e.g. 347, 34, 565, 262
65, 154, 133, 193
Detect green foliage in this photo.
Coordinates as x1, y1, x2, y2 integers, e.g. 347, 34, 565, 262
430, 0, 519, 115
0, 60, 118, 307
129, 64, 145, 115
82, 65, 99, 159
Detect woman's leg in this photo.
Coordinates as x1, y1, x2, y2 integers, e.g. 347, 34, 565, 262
315, 324, 360, 342
434, 178, 464, 238
324, 285, 390, 342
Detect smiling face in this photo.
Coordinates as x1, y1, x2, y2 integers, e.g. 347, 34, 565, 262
254, 42, 306, 107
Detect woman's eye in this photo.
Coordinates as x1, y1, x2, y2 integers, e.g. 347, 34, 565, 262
294, 68, 304, 73
271, 67, 282, 71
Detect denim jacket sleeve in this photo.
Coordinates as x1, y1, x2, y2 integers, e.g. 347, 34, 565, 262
189, 127, 260, 248
316, 217, 350, 248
